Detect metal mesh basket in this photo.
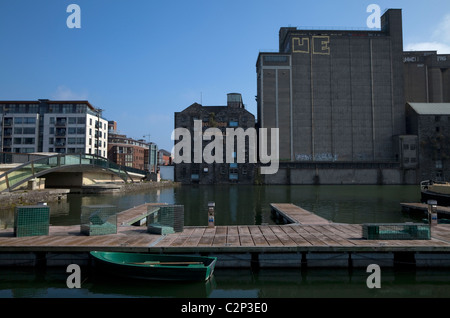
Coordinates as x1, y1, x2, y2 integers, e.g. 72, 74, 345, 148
14, 205, 50, 237
147, 204, 184, 234
363, 223, 431, 240
80, 205, 117, 236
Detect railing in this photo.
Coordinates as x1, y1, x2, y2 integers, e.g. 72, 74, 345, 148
0, 153, 147, 192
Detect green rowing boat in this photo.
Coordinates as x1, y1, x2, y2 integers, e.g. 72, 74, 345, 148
90, 251, 217, 282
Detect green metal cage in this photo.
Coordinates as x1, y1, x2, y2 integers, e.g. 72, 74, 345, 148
14, 205, 50, 237
80, 205, 117, 236
147, 205, 184, 234
362, 223, 431, 240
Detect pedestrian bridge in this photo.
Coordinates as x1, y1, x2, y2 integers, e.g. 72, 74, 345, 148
0, 153, 147, 192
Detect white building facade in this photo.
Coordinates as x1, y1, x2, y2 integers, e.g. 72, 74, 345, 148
1, 100, 108, 158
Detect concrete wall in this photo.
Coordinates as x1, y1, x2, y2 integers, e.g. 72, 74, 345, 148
258, 9, 405, 163
262, 166, 417, 185
160, 165, 174, 181
404, 51, 450, 103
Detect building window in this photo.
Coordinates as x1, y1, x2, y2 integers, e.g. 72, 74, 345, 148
24, 117, 36, 124
23, 127, 35, 134
435, 116, 441, 122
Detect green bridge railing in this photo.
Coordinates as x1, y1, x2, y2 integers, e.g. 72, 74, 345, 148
0, 153, 147, 192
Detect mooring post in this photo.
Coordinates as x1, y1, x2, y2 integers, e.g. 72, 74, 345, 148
208, 201, 215, 227
427, 200, 438, 226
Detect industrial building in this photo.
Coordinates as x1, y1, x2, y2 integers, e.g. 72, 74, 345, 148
406, 102, 450, 181
257, 9, 405, 163
404, 51, 450, 103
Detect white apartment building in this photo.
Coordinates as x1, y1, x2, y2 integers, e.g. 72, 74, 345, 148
0, 100, 108, 158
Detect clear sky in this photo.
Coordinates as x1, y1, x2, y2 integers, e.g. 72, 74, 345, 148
1, 0, 450, 151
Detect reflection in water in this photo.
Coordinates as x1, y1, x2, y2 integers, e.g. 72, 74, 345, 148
0, 184, 421, 227
2, 267, 450, 298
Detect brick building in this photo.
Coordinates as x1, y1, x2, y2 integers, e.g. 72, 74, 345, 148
174, 93, 256, 184
107, 132, 149, 171
158, 149, 172, 166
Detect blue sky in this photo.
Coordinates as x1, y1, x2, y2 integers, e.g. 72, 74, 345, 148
1, 0, 450, 151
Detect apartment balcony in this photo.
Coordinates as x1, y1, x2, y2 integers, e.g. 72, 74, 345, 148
3, 128, 12, 136
2, 139, 12, 147
3, 119, 12, 126
55, 129, 66, 136
55, 137, 66, 148
55, 119, 67, 127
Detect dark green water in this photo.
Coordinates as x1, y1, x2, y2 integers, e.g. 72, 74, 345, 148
3, 184, 450, 299
2, 266, 450, 298
0, 184, 424, 228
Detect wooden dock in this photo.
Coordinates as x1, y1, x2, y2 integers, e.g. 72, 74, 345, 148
270, 203, 331, 224
401, 202, 450, 216
117, 202, 167, 226
3, 202, 450, 268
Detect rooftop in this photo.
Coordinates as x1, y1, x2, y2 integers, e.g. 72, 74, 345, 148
408, 102, 450, 115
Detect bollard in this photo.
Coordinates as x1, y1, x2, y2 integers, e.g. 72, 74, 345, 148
208, 202, 215, 227
427, 200, 438, 226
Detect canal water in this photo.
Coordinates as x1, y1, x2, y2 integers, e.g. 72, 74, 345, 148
2, 184, 450, 299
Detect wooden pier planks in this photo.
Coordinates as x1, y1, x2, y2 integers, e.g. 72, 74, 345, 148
270, 203, 331, 224
117, 203, 167, 226
400, 202, 450, 216
2, 203, 450, 254
1, 223, 450, 251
